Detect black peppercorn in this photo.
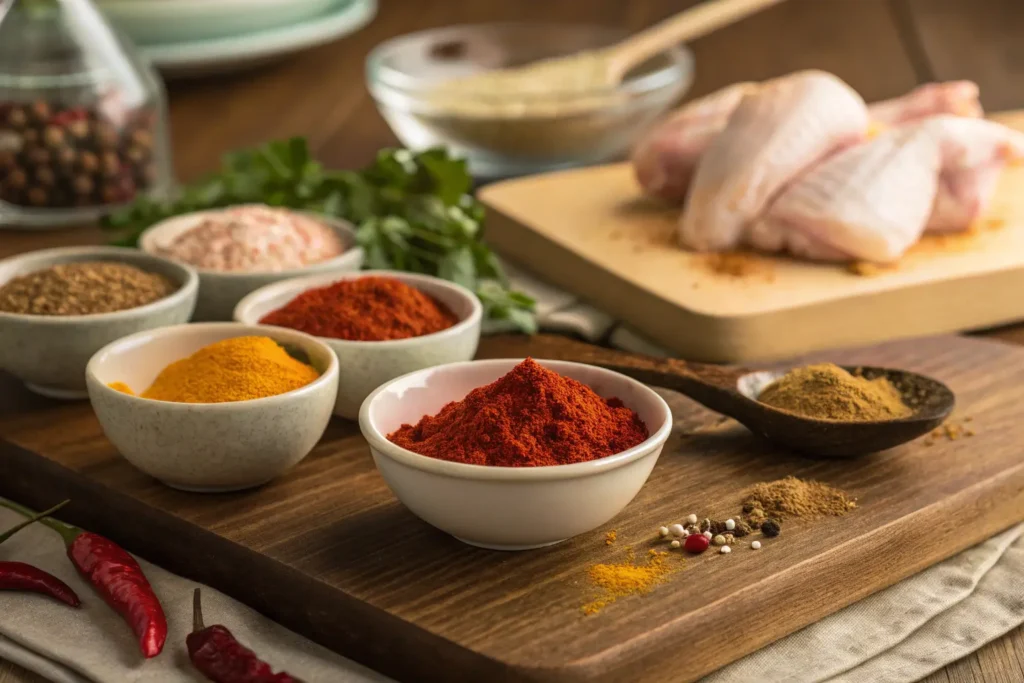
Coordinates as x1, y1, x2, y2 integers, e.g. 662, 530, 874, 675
93, 122, 118, 149
26, 186, 48, 206
25, 146, 51, 166
71, 175, 94, 196
21, 128, 39, 145
6, 107, 28, 129
56, 147, 76, 168
34, 167, 56, 187
761, 519, 781, 538
0, 150, 16, 169
6, 168, 28, 189
43, 125, 64, 148
100, 152, 120, 177
78, 151, 99, 173
68, 119, 89, 139
29, 100, 51, 123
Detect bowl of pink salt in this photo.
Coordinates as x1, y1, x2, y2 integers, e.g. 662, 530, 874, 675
139, 204, 363, 321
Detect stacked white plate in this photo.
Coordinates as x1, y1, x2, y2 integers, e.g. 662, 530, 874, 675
99, 0, 377, 78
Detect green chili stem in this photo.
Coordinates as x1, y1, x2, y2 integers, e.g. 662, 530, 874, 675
0, 497, 80, 546
0, 499, 70, 544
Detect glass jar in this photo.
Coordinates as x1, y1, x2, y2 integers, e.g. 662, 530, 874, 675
0, 0, 173, 228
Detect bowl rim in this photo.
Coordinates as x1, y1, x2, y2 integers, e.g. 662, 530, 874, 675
234, 268, 484, 348
137, 207, 364, 278
365, 21, 694, 101
85, 321, 340, 409
0, 246, 199, 324
358, 357, 673, 481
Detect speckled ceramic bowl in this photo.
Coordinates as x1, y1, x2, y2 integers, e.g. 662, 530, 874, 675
359, 359, 673, 550
139, 210, 364, 322
234, 270, 482, 419
0, 246, 198, 400
85, 322, 339, 492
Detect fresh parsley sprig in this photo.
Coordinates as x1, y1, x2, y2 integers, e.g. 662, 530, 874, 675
102, 139, 536, 332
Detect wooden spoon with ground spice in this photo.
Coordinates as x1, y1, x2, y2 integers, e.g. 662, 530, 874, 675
494, 336, 954, 458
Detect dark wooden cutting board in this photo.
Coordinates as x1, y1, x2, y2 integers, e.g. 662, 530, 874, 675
1, 333, 1022, 683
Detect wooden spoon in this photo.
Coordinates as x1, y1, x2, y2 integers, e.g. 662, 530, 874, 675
596, 356, 955, 458
436, 0, 785, 98
479, 334, 955, 458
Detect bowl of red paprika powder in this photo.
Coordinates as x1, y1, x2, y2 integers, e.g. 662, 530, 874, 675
359, 358, 673, 550
235, 270, 482, 419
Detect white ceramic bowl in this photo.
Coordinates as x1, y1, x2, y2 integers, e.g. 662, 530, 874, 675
234, 270, 482, 419
86, 322, 339, 492
359, 359, 673, 550
139, 210, 364, 322
0, 246, 198, 399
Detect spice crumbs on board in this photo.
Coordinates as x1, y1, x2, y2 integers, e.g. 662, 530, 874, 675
743, 476, 857, 519
605, 531, 617, 546
582, 552, 675, 616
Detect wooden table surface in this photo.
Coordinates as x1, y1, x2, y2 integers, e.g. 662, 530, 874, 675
2, 0, 1024, 681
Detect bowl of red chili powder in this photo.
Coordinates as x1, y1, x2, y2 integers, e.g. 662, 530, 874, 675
235, 270, 482, 419
359, 358, 672, 550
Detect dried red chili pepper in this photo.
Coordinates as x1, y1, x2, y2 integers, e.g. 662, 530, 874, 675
0, 561, 81, 607
187, 588, 302, 683
0, 498, 167, 658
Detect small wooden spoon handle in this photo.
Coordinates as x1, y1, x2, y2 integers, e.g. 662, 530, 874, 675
606, 0, 786, 80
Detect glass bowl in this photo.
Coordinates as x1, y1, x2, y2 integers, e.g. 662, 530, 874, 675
366, 22, 694, 179
0, 0, 174, 229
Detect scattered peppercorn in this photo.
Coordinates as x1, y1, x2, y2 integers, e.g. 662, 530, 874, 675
761, 519, 782, 538
669, 540, 680, 549
669, 524, 685, 537
684, 534, 709, 554
720, 546, 731, 554
733, 521, 753, 537
686, 514, 698, 525
751, 541, 762, 550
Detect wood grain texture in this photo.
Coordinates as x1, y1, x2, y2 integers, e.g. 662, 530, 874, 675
3, 0, 1024, 680
1, 334, 1023, 682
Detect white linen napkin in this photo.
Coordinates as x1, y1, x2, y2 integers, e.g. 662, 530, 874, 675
3, 263, 1023, 683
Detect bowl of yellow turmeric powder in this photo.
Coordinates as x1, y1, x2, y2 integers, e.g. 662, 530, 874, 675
85, 322, 339, 492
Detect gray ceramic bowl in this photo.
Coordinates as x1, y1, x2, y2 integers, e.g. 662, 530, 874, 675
0, 246, 198, 399
139, 210, 364, 322
85, 322, 339, 492
234, 270, 482, 419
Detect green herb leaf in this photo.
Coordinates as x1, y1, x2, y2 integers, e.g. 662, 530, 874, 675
100, 141, 536, 332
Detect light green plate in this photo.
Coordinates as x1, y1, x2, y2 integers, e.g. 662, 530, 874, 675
129, 0, 376, 78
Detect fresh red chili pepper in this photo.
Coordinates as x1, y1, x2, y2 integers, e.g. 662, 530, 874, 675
0, 561, 81, 607
187, 588, 302, 683
0, 498, 167, 658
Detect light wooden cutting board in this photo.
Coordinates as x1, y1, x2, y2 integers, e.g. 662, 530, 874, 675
480, 111, 1024, 362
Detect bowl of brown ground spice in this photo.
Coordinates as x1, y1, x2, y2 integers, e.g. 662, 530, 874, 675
0, 246, 198, 399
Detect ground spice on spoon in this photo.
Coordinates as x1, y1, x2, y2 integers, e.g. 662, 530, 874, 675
758, 363, 911, 421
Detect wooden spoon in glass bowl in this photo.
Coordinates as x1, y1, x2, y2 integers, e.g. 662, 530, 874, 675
431, 0, 785, 102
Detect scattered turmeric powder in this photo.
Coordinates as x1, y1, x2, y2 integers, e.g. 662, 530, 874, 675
109, 336, 319, 403
605, 530, 617, 546
581, 551, 675, 616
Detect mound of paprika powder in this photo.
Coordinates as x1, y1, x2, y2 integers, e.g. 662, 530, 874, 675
387, 358, 649, 467
259, 276, 459, 341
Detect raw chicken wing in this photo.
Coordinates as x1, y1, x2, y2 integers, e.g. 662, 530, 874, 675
753, 116, 1024, 262
631, 82, 753, 202
633, 79, 982, 203
679, 70, 869, 251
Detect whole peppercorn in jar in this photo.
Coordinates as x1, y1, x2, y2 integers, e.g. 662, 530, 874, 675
0, 0, 173, 227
